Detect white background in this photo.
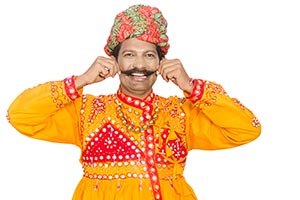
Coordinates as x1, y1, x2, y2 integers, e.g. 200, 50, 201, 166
0, 0, 299, 199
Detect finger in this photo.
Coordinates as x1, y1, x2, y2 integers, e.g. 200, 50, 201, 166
98, 66, 111, 78
104, 56, 120, 77
97, 59, 115, 78
108, 56, 117, 77
105, 63, 118, 78
158, 58, 167, 75
111, 56, 120, 77
98, 69, 109, 78
166, 69, 178, 83
160, 61, 176, 81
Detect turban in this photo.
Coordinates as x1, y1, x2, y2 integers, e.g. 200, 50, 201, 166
104, 4, 170, 56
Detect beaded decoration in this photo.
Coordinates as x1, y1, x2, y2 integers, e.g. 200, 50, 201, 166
115, 98, 160, 133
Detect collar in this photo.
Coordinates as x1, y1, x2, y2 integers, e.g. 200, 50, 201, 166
116, 89, 155, 111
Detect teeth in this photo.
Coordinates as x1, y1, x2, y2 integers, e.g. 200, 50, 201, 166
132, 73, 145, 76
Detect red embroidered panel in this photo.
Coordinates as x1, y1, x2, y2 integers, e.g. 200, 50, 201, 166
82, 123, 144, 163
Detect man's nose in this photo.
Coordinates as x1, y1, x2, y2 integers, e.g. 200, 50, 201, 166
133, 56, 147, 68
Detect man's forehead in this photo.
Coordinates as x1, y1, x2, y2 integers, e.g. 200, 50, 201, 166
120, 38, 157, 53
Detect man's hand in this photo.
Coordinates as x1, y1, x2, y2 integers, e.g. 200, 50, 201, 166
158, 58, 193, 94
75, 56, 119, 89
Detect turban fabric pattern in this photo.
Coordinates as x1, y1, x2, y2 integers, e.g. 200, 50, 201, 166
104, 4, 170, 56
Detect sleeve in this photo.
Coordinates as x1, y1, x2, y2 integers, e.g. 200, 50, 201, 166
7, 76, 83, 147
182, 79, 262, 150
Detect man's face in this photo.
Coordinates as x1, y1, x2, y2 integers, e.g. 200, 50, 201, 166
117, 38, 160, 98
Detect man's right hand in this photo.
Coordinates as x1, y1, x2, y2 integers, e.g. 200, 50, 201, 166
75, 56, 119, 89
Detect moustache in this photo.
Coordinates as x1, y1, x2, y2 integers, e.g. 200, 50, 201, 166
120, 68, 157, 77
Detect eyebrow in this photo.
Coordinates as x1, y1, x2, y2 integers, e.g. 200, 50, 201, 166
121, 49, 158, 54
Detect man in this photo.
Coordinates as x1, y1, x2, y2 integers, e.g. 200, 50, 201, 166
7, 4, 261, 200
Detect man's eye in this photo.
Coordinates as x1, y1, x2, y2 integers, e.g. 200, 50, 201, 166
145, 53, 155, 58
124, 53, 133, 57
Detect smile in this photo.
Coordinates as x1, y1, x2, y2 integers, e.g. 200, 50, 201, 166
120, 69, 157, 77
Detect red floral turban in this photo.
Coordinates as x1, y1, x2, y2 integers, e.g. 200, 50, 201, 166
104, 4, 170, 56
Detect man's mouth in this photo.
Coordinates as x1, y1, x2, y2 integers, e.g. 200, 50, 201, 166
120, 68, 157, 77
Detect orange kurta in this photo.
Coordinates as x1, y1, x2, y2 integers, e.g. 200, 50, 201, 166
7, 78, 261, 200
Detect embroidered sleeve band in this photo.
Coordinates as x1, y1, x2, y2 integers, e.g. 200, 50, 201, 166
64, 76, 81, 101
184, 79, 205, 104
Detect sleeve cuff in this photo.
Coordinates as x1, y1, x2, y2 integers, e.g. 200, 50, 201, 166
184, 79, 205, 104
64, 76, 81, 101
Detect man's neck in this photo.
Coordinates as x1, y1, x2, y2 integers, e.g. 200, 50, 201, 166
118, 88, 153, 100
